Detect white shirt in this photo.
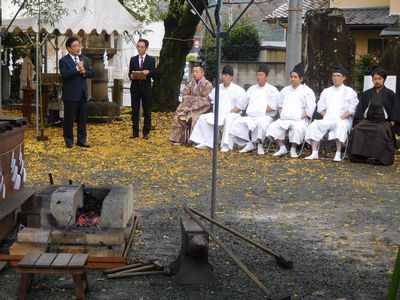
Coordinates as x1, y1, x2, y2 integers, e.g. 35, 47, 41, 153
318, 84, 359, 121
208, 82, 246, 125
279, 84, 316, 120
242, 83, 280, 118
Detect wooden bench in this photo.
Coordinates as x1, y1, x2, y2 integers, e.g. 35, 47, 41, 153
16, 252, 89, 300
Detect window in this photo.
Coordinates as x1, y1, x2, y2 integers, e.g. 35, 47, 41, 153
367, 39, 389, 57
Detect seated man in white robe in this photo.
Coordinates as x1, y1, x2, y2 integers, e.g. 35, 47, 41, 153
304, 64, 359, 161
267, 63, 316, 158
190, 65, 246, 151
229, 63, 280, 155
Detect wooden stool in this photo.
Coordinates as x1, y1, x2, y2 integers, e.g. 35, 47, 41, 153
17, 252, 89, 300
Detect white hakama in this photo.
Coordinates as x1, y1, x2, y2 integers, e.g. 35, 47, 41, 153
190, 82, 245, 148
305, 84, 358, 144
267, 84, 316, 145
230, 83, 280, 145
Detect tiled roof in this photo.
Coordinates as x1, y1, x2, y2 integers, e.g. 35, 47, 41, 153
265, 1, 398, 27
265, 0, 329, 21
342, 7, 398, 26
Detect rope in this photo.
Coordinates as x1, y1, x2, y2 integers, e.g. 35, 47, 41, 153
163, 37, 195, 42
0, 141, 24, 157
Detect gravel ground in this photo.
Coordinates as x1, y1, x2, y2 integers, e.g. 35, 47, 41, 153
0, 120, 399, 300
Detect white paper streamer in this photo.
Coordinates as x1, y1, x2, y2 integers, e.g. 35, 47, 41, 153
14, 174, 21, 190
103, 49, 109, 69
11, 166, 18, 182
11, 151, 16, 170
22, 168, 27, 182
1, 184, 5, 199
8, 48, 14, 76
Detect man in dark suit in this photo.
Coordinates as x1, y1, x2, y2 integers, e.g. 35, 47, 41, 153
59, 37, 94, 148
129, 39, 156, 140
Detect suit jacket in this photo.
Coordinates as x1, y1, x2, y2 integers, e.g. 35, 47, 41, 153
59, 54, 94, 102
129, 54, 156, 93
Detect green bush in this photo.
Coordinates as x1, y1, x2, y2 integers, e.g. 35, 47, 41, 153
354, 55, 380, 93
222, 20, 261, 61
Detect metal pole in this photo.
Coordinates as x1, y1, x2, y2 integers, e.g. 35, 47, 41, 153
0, 0, 3, 113
35, 3, 41, 137
285, 0, 302, 85
211, 0, 222, 232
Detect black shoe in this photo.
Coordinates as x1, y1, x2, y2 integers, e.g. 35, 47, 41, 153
66, 143, 73, 149
77, 143, 91, 148
130, 134, 139, 139
143, 134, 149, 140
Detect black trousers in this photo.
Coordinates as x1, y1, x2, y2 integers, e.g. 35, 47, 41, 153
131, 88, 152, 136
63, 95, 87, 146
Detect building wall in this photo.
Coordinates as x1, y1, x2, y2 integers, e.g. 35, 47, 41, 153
351, 30, 389, 57
259, 48, 286, 63
330, 0, 389, 8
390, 0, 400, 14
222, 61, 286, 90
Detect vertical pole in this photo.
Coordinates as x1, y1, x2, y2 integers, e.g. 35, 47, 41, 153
387, 246, 400, 300
0, 0, 3, 113
211, 0, 222, 232
285, 0, 302, 85
35, 2, 41, 137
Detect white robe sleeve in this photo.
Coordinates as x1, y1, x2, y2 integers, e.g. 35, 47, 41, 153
344, 87, 359, 115
317, 88, 328, 114
238, 90, 250, 111
233, 85, 246, 110
303, 85, 317, 118
267, 86, 281, 111
209, 87, 216, 105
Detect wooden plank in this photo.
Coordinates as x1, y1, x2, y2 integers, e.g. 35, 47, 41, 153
18, 252, 41, 267
9, 242, 47, 256
0, 188, 36, 220
52, 253, 73, 268
1, 254, 125, 269
68, 254, 89, 268
34, 253, 57, 267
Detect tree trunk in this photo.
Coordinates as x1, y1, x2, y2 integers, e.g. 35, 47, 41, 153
379, 36, 400, 98
152, 0, 205, 111
302, 8, 355, 98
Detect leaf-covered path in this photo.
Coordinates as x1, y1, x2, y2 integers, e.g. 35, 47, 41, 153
1, 111, 399, 299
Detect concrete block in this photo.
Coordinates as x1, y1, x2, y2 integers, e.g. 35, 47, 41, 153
87, 245, 124, 257
34, 228, 50, 243
9, 242, 47, 255
101, 185, 134, 228
18, 227, 38, 243
51, 230, 87, 245
50, 185, 83, 226
86, 228, 125, 245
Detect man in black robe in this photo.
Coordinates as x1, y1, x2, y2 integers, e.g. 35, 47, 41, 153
349, 68, 400, 165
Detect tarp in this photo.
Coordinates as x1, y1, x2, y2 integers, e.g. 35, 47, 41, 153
1, 0, 142, 35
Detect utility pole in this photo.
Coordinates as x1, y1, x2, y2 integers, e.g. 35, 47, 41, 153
285, 0, 302, 86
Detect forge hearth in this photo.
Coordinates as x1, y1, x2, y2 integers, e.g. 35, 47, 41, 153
10, 184, 135, 257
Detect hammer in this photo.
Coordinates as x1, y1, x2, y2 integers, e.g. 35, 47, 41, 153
118, 259, 163, 273
107, 268, 171, 279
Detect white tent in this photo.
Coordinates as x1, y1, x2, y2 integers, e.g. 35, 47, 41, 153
2, 0, 142, 35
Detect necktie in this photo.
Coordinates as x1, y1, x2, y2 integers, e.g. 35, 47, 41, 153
74, 57, 79, 65
140, 56, 144, 69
